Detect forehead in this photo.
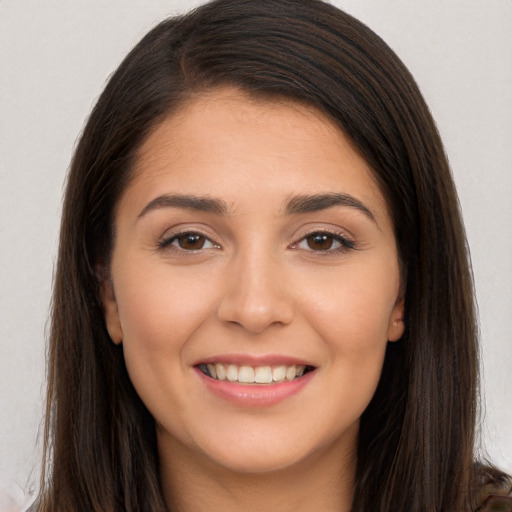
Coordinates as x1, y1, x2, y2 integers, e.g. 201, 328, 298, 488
124, 87, 389, 221
136, 90, 349, 168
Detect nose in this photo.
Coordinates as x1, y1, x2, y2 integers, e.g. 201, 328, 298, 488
216, 250, 294, 334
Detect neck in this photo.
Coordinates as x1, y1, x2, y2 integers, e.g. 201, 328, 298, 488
158, 429, 357, 512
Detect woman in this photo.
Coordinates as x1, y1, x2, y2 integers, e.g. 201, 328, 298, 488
32, 0, 511, 511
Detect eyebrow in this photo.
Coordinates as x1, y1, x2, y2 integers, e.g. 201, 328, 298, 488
137, 191, 376, 223
285, 192, 376, 222
138, 194, 229, 218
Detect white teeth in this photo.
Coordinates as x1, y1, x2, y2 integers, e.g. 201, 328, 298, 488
238, 366, 255, 383
202, 362, 311, 384
226, 364, 238, 382
215, 363, 226, 381
285, 365, 296, 381
272, 365, 286, 382
254, 366, 273, 384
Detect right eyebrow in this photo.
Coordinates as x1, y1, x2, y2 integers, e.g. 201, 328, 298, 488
137, 193, 229, 219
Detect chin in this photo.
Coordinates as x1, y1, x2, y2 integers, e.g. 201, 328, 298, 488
185, 419, 358, 477
203, 444, 312, 475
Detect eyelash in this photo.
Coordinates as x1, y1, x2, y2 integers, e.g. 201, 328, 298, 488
290, 230, 356, 254
158, 230, 219, 252
158, 229, 356, 255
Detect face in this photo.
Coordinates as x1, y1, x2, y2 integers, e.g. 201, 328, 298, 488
102, 88, 404, 476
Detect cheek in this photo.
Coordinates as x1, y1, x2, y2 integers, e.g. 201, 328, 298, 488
111, 264, 221, 427
115, 263, 218, 349
305, 268, 395, 417
299, 260, 399, 351
111, 264, 221, 408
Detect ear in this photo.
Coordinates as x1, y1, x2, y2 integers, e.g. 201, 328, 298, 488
97, 266, 123, 345
387, 296, 405, 342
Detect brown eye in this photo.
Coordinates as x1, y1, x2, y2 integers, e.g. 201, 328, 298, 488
293, 231, 355, 253
306, 233, 334, 251
177, 233, 207, 250
159, 231, 218, 251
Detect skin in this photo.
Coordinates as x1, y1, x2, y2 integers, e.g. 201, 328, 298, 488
101, 88, 404, 512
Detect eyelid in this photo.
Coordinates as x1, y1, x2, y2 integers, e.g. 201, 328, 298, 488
158, 227, 221, 251
289, 228, 356, 253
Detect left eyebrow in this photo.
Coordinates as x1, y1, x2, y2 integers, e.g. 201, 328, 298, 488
285, 192, 376, 223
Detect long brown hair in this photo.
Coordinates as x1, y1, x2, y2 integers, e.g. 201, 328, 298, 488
35, 1, 501, 510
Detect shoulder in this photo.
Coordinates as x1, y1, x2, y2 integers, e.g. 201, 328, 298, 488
476, 493, 512, 512
474, 463, 512, 512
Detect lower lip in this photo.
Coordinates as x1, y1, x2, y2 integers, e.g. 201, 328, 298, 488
195, 368, 315, 407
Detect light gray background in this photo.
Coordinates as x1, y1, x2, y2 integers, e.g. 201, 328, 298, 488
1, 1, 511, 509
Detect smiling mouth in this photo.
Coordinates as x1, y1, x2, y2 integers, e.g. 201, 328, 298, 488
197, 363, 315, 384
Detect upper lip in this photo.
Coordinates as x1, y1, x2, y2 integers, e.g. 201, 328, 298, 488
194, 353, 315, 367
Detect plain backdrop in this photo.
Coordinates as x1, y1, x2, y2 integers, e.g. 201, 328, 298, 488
1, 0, 511, 508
